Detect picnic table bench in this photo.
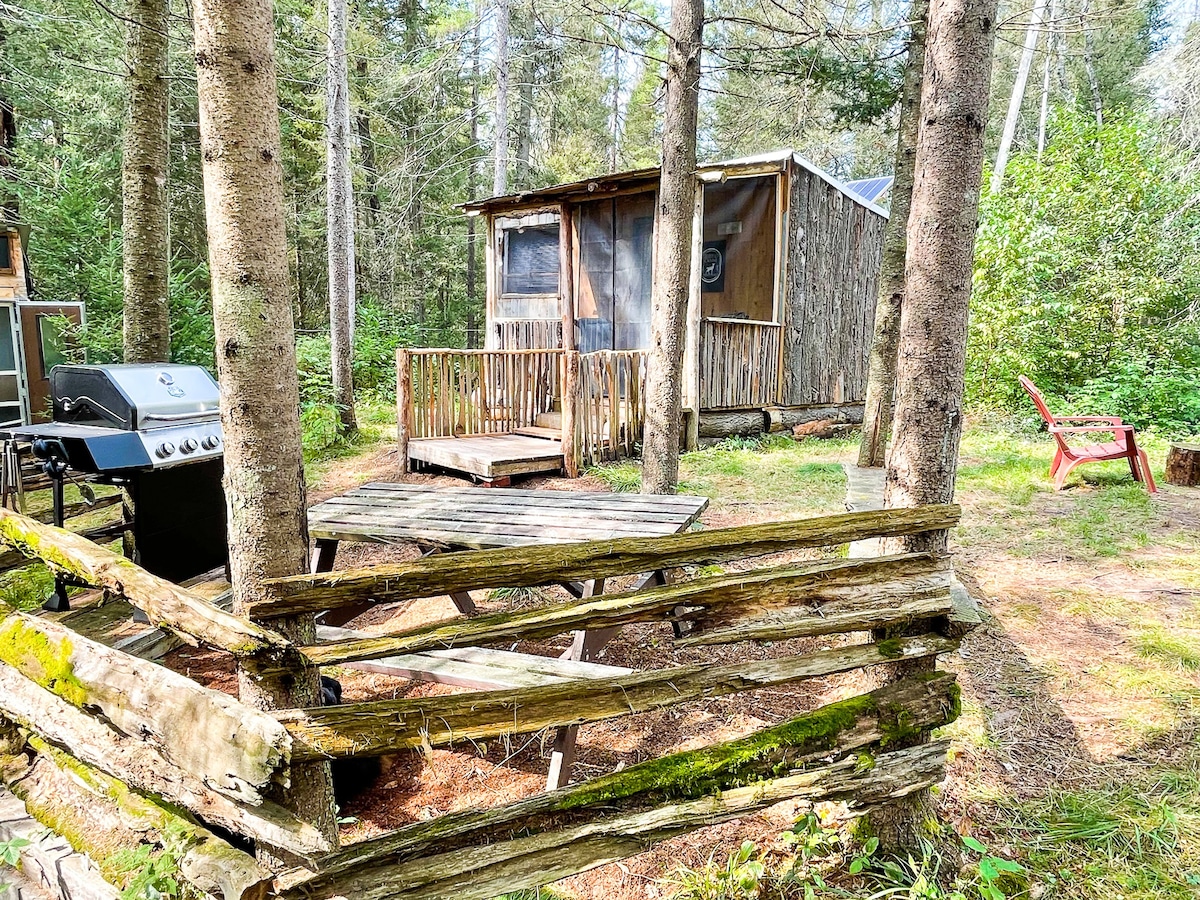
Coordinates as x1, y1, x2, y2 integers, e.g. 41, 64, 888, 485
306, 482, 710, 788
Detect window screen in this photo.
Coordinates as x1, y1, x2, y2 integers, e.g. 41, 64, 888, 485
574, 193, 655, 352
38, 315, 70, 378
503, 225, 560, 296
0, 236, 11, 273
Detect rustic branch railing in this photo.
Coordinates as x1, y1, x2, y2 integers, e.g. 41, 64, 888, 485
492, 318, 563, 350
396, 347, 647, 477
0, 503, 969, 900
700, 318, 782, 409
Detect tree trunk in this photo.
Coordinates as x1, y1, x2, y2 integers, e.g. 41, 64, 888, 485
856, 0, 929, 468
327, 0, 357, 433
355, 59, 383, 301
0, 20, 18, 221
641, 0, 703, 495
492, 0, 510, 196
121, 0, 171, 363
192, 0, 337, 861
874, 0, 999, 852
990, 0, 1046, 193
1081, 0, 1104, 127
466, 7, 482, 348
515, 57, 533, 189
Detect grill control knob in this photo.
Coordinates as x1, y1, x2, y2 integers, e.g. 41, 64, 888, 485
155, 442, 176, 459
179, 438, 199, 454
201, 435, 220, 451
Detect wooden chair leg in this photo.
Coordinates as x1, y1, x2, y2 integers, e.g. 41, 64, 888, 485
1138, 449, 1158, 493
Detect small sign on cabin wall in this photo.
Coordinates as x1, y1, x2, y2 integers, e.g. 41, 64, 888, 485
702, 240, 726, 293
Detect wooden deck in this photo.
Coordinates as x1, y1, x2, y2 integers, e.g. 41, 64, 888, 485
407, 433, 564, 482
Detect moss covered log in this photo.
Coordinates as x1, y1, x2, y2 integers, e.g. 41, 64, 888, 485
0, 731, 272, 900
282, 634, 957, 761
0, 663, 329, 857
299, 552, 950, 668
0, 507, 296, 660
303, 670, 960, 882
282, 739, 953, 900
0, 610, 292, 806
256, 504, 961, 619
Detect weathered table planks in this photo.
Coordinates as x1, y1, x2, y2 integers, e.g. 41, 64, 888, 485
307, 483, 710, 552
307, 483, 709, 788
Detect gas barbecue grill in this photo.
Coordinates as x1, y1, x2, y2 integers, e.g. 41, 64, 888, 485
2, 364, 229, 598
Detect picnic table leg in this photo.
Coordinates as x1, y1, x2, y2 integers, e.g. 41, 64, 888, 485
310, 539, 339, 574
547, 577, 608, 790
312, 538, 375, 628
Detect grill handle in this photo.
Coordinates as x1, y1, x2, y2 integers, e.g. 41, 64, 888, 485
141, 409, 221, 423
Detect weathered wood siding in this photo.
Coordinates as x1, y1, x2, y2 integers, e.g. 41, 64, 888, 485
782, 166, 886, 406
493, 318, 563, 350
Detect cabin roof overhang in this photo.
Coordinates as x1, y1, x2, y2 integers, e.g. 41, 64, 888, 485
463, 150, 888, 220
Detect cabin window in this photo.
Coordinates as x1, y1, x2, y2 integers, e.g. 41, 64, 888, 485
37, 315, 70, 378
701, 175, 779, 322
0, 235, 12, 275
574, 193, 655, 352
498, 223, 560, 319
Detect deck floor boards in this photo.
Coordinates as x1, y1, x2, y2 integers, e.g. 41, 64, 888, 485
407, 433, 564, 479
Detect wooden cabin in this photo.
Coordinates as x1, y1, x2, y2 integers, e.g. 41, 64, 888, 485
0, 222, 84, 425
467, 150, 887, 434
397, 151, 887, 483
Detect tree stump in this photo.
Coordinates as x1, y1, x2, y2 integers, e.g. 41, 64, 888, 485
1166, 444, 1200, 487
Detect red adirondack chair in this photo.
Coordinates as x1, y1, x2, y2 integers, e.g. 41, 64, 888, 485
1019, 376, 1157, 493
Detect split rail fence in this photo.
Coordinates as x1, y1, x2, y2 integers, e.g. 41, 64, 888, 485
396, 347, 648, 476
0, 501, 967, 900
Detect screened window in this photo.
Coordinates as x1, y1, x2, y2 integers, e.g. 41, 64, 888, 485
38, 315, 70, 378
0, 236, 11, 274
503, 225, 560, 296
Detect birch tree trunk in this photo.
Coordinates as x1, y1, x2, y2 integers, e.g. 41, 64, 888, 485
0, 20, 18, 221
856, 0, 929, 468
874, 0, 999, 850
990, 0, 1046, 193
327, 0, 357, 433
121, 0, 171, 363
192, 0, 337, 859
1081, 0, 1104, 127
492, 0, 510, 196
640, 0, 702, 495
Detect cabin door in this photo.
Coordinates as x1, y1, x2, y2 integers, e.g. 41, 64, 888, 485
18, 302, 83, 422
575, 193, 654, 353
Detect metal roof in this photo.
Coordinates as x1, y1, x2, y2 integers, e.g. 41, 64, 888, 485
464, 150, 888, 219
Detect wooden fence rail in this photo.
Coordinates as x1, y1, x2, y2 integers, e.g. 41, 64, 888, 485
0, 502, 969, 900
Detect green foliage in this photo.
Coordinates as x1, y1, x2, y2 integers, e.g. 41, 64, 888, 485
668, 840, 767, 900
0, 835, 30, 868
970, 111, 1200, 435
585, 461, 642, 493
110, 843, 183, 900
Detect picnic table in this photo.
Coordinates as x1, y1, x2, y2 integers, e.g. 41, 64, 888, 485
306, 482, 710, 788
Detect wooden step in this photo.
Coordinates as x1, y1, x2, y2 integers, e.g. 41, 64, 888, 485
535, 411, 562, 430
513, 426, 562, 441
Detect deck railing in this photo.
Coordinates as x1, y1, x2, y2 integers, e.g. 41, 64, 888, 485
402, 348, 562, 440
397, 347, 648, 476
699, 318, 782, 409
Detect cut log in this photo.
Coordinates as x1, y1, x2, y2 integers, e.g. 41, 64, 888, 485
697, 409, 765, 438
0, 611, 291, 805
0, 663, 329, 857
280, 633, 957, 760
0, 507, 296, 660
255, 504, 961, 619
297, 552, 951, 667
1165, 443, 1200, 487
300, 672, 960, 878
280, 741, 952, 900
0, 731, 272, 900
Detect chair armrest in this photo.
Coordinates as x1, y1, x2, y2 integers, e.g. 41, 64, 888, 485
1053, 416, 1125, 426
1050, 424, 1134, 434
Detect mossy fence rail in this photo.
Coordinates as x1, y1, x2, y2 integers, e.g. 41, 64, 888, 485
0, 502, 965, 900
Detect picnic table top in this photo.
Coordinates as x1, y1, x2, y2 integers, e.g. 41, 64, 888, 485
307, 482, 710, 550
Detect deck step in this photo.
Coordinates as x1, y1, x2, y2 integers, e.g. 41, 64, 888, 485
535, 411, 563, 429
513, 425, 562, 441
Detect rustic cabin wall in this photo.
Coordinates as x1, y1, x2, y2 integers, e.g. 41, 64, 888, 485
781, 168, 885, 407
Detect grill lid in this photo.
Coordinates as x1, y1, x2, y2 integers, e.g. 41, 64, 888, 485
52, 364, 220, 431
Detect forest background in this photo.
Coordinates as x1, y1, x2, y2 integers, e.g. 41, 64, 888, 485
3, 0, 1199, 440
